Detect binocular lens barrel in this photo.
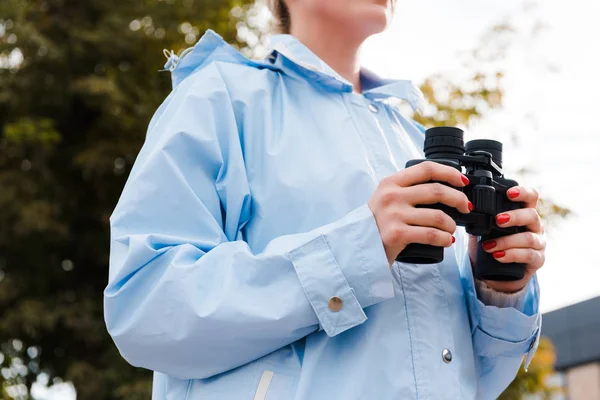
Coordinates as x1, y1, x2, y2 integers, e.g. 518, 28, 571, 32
423, 127, 465, 158
423, 127, 504, 169
465, 140, 503, 169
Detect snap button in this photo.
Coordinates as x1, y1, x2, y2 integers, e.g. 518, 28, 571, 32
368, 103, 378, 113
328, 296, 343, 312
442, 349, 452, 363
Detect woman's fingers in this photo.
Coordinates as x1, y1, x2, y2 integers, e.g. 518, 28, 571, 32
403, 208, 457, 233
378, 223, 454, 263
506, 186, 539, 208
495, 207, 542, 233
390, 161, 468, 189
489, 248, 545, 269
370, 165, 469, 264
480, 232, 546, 252
403, 225, 454, 248
404, 182, 472, 214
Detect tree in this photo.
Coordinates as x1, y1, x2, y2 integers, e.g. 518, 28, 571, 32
411, 7, 570, 222
0, 0, 251, 398
415, 74, 570, 221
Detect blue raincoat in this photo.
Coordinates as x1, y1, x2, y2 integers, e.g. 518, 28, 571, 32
104, 30, 541, 400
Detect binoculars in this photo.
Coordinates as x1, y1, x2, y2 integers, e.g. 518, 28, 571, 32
395, 126, 525, 282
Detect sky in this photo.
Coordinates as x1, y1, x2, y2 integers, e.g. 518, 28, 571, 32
362, 0, 600, 313
35, 0, 600, 398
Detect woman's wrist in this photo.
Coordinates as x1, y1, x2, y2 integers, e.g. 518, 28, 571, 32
475, 278, 528, 309
481, 276, 530, 294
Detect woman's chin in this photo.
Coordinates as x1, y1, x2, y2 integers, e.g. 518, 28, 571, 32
356, 5, 391, 33
322, 4, 390, 39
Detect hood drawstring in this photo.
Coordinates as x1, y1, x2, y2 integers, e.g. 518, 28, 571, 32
162, 47, 195, 72
163, 49, 178, 71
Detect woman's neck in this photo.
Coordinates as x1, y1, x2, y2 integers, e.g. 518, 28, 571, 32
290, 21, 363, 93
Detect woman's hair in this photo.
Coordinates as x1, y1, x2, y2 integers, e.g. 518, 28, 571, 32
266, 0, 291, 34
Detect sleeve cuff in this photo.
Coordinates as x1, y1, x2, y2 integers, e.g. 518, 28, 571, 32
324, 204, 395, 308
287, 204, 395, 337
475, 279, 528, 311
454, 229, 543, 369
471, 275, 542, 368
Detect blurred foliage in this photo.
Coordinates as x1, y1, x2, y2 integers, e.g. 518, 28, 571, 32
415, 72, 504, 128
413, 16, 571, 224
416, 70, 571, 222
499, 337, 564, 400
0, 0, 252, 398
536, 197, 572, 224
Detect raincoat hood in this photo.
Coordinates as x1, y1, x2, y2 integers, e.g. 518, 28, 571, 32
163, 29, 426, 112
163, 30, 277, 89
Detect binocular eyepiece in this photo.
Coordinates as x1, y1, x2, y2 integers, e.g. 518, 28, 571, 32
396, 126, 525, 282
423, 126, 503, 169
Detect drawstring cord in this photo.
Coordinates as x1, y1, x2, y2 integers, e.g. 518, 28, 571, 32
162, 47, 194, 72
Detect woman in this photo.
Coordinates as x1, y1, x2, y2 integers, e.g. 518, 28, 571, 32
104, 0, 545, 399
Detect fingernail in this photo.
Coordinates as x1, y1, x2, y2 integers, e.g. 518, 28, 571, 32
507, 188, 520, 199
492, 250, 506, 259
452, 236, 456, 244
461, 175, 470, 185
468, 201, 474, 211
496, 214, 510, 225
482, 241, 496, 251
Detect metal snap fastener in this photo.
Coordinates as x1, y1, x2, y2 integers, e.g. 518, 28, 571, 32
368, 103, 378, 113
442, 349, 452, 363
328, 296, 343, 312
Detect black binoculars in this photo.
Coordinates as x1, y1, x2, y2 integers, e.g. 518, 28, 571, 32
395, 126, 525, 282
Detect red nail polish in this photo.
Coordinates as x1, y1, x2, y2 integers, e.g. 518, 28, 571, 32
452, 236, 456, 244
482, 241, 496, 251
507, 188, 520, 199
468, 201, 474, 211
492, 250, 506, 259
461, 175, 470, 185
496, 214, 510, 225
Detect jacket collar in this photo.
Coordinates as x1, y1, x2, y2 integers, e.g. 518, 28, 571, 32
163, 30, 425, 112
267, 34, 425, 112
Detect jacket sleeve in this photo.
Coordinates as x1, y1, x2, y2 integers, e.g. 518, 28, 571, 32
454, 230, 542, 400
103, 64, 395, 380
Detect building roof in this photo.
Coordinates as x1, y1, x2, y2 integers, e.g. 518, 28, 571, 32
542, 296, 600, 370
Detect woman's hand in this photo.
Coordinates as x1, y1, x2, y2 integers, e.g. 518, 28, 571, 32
469, 186, 546, 293
369, 161, 472, 265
